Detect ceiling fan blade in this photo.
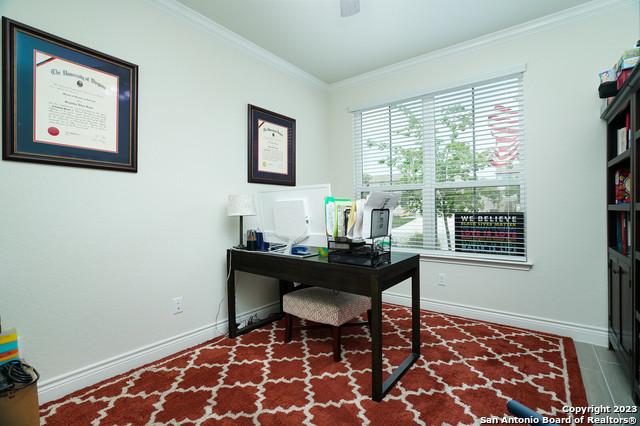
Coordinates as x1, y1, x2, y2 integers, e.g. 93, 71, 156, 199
340, 0, 360, 17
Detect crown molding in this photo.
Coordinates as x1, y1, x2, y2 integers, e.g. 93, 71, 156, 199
347, 63, 526, 112
150, 0, 329, 90
330, 0, 632, 90
150, 0, 631, 92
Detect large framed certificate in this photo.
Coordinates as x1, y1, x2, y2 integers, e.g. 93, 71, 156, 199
248, 105, 295, 186
2, 18, 138, 172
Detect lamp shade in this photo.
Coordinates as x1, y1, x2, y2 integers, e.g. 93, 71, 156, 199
227, 194, 256, 216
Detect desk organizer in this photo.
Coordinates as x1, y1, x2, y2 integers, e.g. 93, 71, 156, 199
327, 239, 391, 267
327, 207, 392, 267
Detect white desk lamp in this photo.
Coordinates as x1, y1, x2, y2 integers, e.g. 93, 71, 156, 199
227, 194, 256, 249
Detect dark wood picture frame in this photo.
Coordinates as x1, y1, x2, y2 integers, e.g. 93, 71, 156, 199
2, 17, 138, 172
247, 104, 295, 186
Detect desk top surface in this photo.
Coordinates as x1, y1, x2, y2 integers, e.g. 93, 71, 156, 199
229, 248, 418, 270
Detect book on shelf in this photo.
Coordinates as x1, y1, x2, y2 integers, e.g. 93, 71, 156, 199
617, 212, 631, 255
628, 215, 632, 255
615, 112, 632, 155
627, 112, 632, 147
622, 212, 628, 255
617, 213, 621, 253
617, 127, 627, 154
617, 68, 633, 90
615, 169, 631, 204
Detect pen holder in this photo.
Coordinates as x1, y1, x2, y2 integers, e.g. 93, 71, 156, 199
255, 231, 265, 251
246, 229, 257, 251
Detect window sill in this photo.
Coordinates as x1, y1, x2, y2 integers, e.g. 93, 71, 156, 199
416, 253, 532, 270
393, 248, 531, 270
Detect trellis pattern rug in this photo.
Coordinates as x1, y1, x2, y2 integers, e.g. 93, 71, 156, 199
40, 304, 588, 425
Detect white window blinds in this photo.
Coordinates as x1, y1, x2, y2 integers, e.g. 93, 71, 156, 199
353, 73, 525, 260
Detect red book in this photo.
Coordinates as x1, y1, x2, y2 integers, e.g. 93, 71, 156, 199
618, 69, 632, 90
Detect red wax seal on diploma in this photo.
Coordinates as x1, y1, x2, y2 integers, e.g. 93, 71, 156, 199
48, 127, 60, 136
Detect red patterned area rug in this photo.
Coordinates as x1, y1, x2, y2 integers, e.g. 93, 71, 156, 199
40, 304, 589, 425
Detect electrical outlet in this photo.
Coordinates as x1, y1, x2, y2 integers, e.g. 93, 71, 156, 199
173, 297, 184, 315
437, 273, 447, 286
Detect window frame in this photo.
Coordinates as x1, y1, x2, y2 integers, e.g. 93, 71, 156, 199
353, 72, 527, 262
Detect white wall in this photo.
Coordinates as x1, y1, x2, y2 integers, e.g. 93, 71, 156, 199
0, 0, 328, 389
327, 1, 639, 341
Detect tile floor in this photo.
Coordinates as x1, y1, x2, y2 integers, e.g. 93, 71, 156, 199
575, 341, 639, 422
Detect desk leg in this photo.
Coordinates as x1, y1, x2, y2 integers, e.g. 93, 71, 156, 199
412, 266, 421, 355
226, 251, 237, 338
279, 280, 294, 314
370, 280, 383, 402
372, 265, 421, 402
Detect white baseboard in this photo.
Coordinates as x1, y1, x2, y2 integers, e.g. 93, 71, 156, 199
39, 295, 608, 404
382, 292, 608, 347
38, 301, 279, 404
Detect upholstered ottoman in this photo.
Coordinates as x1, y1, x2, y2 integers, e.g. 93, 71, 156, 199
282, 286, 371, 361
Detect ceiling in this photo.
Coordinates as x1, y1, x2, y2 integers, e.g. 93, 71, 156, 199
177, 0, 594, 84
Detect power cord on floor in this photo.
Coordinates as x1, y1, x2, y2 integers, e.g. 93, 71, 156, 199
239, 314, 260, 328
215, 250, 264, 332
213, 250, 260, 329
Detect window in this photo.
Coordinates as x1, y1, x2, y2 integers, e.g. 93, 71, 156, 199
353, 73, 525, 260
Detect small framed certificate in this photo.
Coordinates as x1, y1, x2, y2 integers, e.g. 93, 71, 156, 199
248, 105, 295, 186
2, 18, 138, 172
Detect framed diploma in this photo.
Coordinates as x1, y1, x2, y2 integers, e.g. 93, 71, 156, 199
2, 18, 138, 172
248, 105, 295, 186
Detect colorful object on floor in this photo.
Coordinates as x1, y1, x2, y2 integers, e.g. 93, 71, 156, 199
40, 305, 589, 425
507, 399, 559, 426
0, 328, 19, 366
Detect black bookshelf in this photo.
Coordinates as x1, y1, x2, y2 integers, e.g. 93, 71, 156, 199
609, 203, 632, 211
602, 63, 640, 404
608, 150, 631, 168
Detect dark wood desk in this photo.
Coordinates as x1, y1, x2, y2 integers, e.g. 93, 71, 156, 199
226, 249, 421, 401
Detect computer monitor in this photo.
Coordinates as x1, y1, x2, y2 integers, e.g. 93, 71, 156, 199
256, 184, 331, 251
